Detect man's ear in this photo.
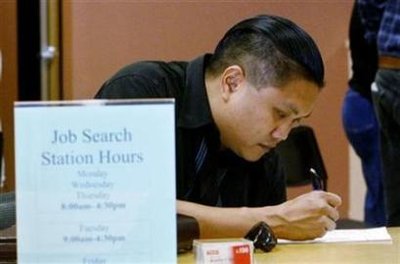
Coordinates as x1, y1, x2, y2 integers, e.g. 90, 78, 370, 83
221, 65, 245, 100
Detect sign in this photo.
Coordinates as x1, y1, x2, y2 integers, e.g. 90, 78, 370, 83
14, 99, 176, 263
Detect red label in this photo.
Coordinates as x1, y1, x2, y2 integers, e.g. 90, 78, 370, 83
232, 244, 251, 264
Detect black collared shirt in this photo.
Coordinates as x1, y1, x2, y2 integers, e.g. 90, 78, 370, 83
95, 54, 286, 207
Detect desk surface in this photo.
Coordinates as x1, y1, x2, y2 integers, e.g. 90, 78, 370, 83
178, 227, 400, 264
2, 227, 399, 263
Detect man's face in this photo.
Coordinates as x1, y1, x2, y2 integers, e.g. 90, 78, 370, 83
219, 78, 320, 161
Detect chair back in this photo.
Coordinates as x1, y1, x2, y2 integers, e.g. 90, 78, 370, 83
276, 125, 327, 190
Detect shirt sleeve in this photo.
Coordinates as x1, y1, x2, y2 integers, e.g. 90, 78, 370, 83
94, 63, 171, 99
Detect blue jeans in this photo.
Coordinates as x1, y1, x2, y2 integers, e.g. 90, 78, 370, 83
342, 88, 386, 226
372, 69, 400, 227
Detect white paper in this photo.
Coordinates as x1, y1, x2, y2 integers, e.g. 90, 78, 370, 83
278, 227, 392, 244
14, 99, 177, 263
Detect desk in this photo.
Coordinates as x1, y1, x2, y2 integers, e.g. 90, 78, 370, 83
2, 227, 399, 263
178, 227, 400, 264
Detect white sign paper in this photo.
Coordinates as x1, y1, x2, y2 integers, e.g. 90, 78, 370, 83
14, 99, 176, 263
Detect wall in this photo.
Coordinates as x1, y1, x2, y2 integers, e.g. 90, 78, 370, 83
62, 1, 353, 217
349, 146, 366, 220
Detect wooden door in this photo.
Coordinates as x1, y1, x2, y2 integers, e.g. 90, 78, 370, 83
0, 1, 18, 192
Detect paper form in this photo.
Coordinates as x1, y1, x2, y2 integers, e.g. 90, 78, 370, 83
278, 227, 392, 244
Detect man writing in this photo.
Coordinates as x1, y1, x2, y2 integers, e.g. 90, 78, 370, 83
95, 14, 342, 241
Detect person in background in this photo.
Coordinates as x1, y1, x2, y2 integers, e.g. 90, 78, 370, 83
342, 1, 386, 227
358, 0, 400, 227
95, 14, 342, 240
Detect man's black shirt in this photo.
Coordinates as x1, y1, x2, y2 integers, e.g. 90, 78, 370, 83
95, 54, 286, 207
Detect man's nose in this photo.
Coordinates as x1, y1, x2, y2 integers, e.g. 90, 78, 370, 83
271, 121, 292, 141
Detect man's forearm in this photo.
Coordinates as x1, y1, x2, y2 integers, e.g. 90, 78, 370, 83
176, 200, 280, 239
177, 191, 341, 241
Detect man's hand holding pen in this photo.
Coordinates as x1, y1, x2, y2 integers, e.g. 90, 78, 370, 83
270, 190, 342, 240
264, 169, 341, 240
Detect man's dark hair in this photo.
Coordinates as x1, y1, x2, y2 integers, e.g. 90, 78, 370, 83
206, 14, 325, 89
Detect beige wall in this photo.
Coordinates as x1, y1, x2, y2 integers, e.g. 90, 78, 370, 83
349, 146, 366, 221
63, 1, 352, 216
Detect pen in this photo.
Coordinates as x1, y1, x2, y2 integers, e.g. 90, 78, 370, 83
310, 168, 324, 191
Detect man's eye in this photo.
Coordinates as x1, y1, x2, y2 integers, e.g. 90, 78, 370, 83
276, 109, 288, 119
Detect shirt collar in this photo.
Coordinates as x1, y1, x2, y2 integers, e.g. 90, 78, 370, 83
178, 54, 214, 128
